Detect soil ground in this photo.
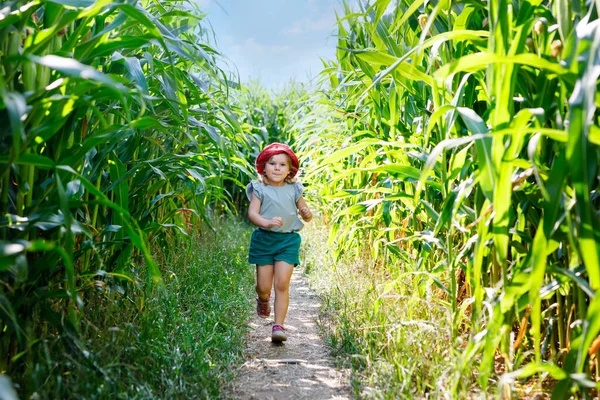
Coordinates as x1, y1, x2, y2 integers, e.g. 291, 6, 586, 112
229, 266, 352, 400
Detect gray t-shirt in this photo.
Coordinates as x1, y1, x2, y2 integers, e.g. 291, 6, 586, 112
246, 180, 304, 232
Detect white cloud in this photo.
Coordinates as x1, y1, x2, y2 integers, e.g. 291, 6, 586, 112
307, 0, 351, 13
222, 37, 332, 88
230, 37, 291, 55
285, 14, 336, 36
307, 0, 332, 14
201, 0, 353, 89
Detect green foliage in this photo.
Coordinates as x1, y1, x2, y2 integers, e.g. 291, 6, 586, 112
0, 0, 313, 393
304, 222, 454, 398
9, 218, 253, 399
297, 0, 600, 397
0, 0, 256, 393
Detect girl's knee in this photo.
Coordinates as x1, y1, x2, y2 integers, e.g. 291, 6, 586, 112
274, 280, 290, 293
256, 282, 270, 294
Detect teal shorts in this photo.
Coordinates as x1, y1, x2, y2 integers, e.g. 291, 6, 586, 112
248, 229, 301, 266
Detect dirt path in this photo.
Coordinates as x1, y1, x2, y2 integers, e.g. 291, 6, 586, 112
229, 266, 352, 400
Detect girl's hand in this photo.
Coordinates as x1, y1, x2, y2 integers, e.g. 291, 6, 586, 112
299, 206, 312, 222
264, 217, 283, 228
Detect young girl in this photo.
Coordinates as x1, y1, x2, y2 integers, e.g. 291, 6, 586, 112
246, 142, 313, 342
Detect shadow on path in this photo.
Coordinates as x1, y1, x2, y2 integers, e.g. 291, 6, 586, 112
229, 267, 351, 400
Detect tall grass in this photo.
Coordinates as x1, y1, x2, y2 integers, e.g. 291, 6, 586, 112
303, 221, 454, 398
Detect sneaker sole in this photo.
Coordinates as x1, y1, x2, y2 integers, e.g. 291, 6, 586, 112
271, 332, 287, 342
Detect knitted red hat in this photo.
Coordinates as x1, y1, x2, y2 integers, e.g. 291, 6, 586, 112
256, 143, 299, 178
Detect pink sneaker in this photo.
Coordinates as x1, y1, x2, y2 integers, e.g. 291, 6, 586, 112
256, 296, 271, 318
271, 324, 287, 342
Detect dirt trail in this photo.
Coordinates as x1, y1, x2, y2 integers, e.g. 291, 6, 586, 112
229, 267, 352, 400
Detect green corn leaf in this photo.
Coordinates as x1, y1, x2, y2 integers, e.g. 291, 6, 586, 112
434, 53, 574, 83
555, 0, 572, 43
336, 204, 367, 218
356, 51, 431, 84
124, 55, 148, 93
56, 165, 163, 287
109, 150, 129, 221
0, 153, 55, 169
320, 139, 392, 165
434, 191, 457, 236
565, 23, 600, 289
29, 55, 127, 93
54, 172, 79, 326
2, 92, 26, 160
529, 219, 550, 362
82, 35, 153, 61
46, 0, 95, 7
458, 108, 494, 200
117, 4, 163, 38
548, 264, 594, 298
500, 362, 567, 383
416, 108, 492, 202
390, 0, 424, 35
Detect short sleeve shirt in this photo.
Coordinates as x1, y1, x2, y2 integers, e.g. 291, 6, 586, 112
246, 180, 304, 232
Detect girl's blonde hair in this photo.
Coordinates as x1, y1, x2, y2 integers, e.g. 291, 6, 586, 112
257, 154, 299, 185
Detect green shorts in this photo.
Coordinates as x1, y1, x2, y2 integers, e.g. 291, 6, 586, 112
248, 228, 301, 266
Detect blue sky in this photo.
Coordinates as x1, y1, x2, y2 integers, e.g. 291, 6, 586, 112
197, 0, 351, 90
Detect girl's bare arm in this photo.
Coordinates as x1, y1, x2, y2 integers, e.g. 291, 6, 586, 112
248, 193, 283, 228
296, 197, 313, 222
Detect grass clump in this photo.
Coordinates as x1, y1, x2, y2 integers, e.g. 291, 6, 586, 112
14, 218, 254, 399
303, 222, 456, 399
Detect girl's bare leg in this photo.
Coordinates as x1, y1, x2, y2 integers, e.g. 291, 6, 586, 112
256, 264, 274, 300
273, 261, 294, 326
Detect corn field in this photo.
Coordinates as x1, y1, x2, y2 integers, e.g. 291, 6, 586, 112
0, 0, 269, 395
294, 0, 600, 397
2, 0, 600, 397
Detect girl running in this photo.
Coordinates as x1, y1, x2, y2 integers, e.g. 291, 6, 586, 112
246, 143, 313, 342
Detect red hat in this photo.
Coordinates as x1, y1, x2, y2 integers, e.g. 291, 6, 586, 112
256, 143, 299, 178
